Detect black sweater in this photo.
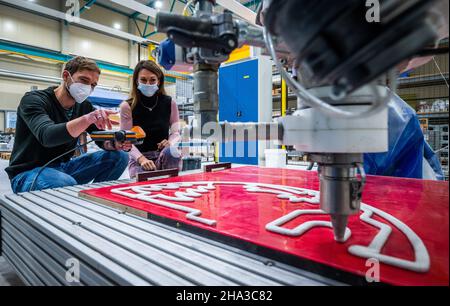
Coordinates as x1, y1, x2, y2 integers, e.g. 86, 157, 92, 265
5, 87, 103, 180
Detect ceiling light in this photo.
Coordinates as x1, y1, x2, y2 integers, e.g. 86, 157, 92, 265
154, 1, 163, 9
82, 41, 91, 50
4, 21, 15, 32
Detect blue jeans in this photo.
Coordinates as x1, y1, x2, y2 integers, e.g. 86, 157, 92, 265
11, 150, 129, 193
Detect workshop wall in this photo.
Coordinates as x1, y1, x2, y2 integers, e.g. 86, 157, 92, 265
0, 111, 4, 132
0, 56, 61, 110
0, 3, 135, 114
0, 5, 61, 51
80, 2, 130, 33
0, 3, 147, 66
0, 56, 62, 79
0, 77, 55, 110
67, 26, 129, 66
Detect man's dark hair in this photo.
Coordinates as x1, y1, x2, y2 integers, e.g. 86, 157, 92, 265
64, 56, 101, 75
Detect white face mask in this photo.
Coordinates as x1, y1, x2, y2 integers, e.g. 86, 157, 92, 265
138, 83, 159, 97
66, 73, 93, 103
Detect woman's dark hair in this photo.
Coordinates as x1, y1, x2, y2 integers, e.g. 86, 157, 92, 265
127, 60, 166, 110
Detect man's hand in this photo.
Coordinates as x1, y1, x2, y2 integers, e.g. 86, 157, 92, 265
67, 109, 115, 139
138, 156, 156, 171
157, 139, 170, 151
85, 109, 116, 130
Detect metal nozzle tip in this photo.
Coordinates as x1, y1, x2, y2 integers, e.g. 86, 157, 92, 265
331, 215, 349, 243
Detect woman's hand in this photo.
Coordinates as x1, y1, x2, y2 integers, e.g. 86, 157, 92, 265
157, 139, 170, 150
138, 156, 156, 171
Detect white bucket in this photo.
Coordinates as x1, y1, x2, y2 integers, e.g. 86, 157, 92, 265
265, 149, 287, 168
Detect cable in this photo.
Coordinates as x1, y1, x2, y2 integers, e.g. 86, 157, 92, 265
263, 27, 398, 118
307, 161, 315, 170
28, 140, 95, 192
264, 26, 395, 117
417, 47, 449, 57
435, 145, 449, 154
356, 163, 367, 196
433, 57, 449, 89
183, 0, 196, 16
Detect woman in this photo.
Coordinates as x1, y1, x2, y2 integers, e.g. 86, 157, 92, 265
120, 60, 181, 178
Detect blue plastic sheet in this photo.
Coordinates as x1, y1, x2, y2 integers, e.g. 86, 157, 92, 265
364, 92, 444, 180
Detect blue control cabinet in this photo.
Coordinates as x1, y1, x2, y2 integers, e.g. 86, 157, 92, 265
219, 59, 259, 165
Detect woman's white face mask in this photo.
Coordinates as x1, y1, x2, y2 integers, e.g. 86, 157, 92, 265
138, 83, 159, 97
66, 73, 93, 103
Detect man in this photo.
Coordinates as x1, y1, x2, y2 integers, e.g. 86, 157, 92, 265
5, 56, 130, 193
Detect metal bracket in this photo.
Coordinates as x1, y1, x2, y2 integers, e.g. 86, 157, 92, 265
136, 168, 179, 182
204, 162, 232, 173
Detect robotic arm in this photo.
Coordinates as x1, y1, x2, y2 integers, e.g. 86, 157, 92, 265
155, 0, 446, 242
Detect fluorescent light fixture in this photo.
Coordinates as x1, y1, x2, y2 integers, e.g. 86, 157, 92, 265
154, 1, 163, 9
82, 41, 91, 49
4, 21, 15, 32
113, 22, 121, 30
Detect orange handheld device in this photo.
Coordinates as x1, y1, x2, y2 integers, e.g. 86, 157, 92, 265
90, 126, 146, 145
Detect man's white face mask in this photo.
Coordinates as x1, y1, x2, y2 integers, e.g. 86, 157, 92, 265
66, 73, 93, 103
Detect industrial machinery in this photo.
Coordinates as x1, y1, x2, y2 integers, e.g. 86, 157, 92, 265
155, 0, 447, 242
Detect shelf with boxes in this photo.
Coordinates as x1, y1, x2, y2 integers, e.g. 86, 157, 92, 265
418, 112, 449, 180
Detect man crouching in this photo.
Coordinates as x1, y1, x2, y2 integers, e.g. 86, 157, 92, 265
6, 56, 130, 193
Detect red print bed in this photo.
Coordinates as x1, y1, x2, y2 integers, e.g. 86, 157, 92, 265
79, 166, 449, 286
